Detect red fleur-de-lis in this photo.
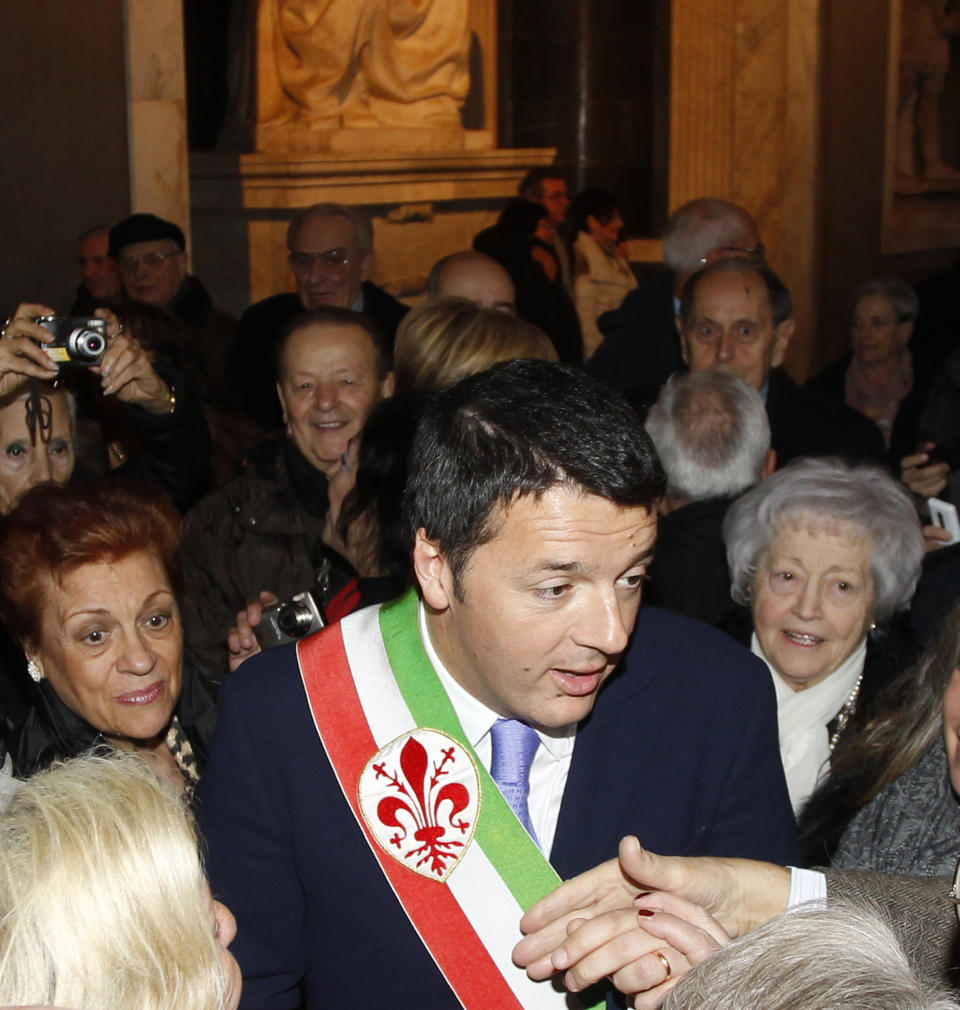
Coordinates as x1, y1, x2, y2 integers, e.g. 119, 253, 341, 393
375, 736, 473, 876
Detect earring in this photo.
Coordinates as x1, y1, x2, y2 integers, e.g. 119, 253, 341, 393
869, 622, 877, 632
27, 659, 43, 683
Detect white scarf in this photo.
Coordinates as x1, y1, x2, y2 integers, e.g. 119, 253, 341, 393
751, 633, 867, 814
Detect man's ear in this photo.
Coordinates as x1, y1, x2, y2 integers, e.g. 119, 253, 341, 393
761, 448, 777, 480
898, 320, 914, 347
679, 328, 691, 366
380, 370, 395, 399
412, 529, 455, 612
276, 382, 289, 426
770, 318, 795, 368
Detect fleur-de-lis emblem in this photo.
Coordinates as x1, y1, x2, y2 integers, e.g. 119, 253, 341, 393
359, 729, 480, 880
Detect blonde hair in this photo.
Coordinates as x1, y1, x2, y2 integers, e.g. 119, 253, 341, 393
393, 296, 557, 394
0, 753, 228, 1010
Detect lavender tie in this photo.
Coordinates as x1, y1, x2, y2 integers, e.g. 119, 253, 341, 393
490, 718, 541, 847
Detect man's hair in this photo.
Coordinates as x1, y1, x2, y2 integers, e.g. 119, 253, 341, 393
662, 198, 756, 273
570, 188, 620, 235
663, 902, 960, 1010
276, 306, 391, 382
517, 167, 566, 201
76, 223, 109, 245
404, 359, 665, 594
645, 371, 770, 502
394, 297, 555, 395
287, 202, 374, 254
852, 277, 920, 323
679, 258, 793, 327
0, 753, 228, 1010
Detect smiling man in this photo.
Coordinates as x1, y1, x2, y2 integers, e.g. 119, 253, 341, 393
227, 203, 408, 430
179, 308, 393, 678
199, 359, 799, 1010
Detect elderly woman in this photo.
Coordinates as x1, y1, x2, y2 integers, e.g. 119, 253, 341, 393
808, 279, 921, 460
723, 457, 924, 812
799, 596, 960, 871
0, 479, 217, 787
571, 187, 637, 358
0, 752, 240, 1010
0, 301, 210, 512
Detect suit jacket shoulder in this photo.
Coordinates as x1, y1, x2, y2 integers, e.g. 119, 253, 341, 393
766, 367, 887, 466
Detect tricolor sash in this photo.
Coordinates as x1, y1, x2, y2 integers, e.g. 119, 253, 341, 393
297, 588, 602, 1010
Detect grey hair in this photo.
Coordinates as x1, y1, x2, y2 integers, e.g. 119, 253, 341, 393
853, 278, 920, 323
723, 457, 923, 622
663, 902, 960, 1010
287, 202, 373, 254
645, 371, 770, 502
662, 198, 756, 273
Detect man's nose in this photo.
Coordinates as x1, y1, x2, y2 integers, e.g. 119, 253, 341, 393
582, 589, 632, 657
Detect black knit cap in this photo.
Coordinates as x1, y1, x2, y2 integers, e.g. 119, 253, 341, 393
109, 213, 186, 258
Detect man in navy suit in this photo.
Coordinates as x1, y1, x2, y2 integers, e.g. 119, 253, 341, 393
199, 360, 799, 1010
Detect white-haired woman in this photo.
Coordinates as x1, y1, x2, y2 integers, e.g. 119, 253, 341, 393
723, 457, 924, 813
0, 752, 240, 1010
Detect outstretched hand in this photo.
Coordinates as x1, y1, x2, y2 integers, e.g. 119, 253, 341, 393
0, 303, 60, 396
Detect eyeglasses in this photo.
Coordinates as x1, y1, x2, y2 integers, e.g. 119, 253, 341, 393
698, 244, 766, 265
117, 250, 182, 271
289, 248, 355, 273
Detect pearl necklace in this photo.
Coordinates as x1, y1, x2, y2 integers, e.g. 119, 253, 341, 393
828, 671, 864, 753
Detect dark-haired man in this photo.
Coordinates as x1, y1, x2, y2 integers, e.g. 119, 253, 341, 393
678, 259, 887, 466
180, 307, 394, 678
519, 167, 573, 295
200, 360, 798, 1010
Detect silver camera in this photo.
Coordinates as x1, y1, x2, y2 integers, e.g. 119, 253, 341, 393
33, 316, 108, 366
256, 591, 325, 649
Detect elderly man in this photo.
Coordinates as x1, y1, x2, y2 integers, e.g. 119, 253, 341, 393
589, 197, 763, 413
427, 250, 516, 313
69, 224, 121, 314
199, 359, 798, 1010
644, 370, 775, 626
678, 259, 886, 466
180, 307, 394, 678
110, 213, 237, 403
227, 202, 408, 430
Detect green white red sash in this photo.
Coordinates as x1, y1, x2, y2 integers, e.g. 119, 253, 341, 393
297, 588, 602, 1010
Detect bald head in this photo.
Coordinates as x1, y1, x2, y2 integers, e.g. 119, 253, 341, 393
428, 251, 516, 315
662, 199, 763, 285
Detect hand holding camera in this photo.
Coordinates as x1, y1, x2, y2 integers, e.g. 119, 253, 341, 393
0, 303, 61, 396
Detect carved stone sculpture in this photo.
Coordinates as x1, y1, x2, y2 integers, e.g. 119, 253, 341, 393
258, 0, 470, 131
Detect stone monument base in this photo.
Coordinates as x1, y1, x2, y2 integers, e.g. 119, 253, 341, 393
256, 125, 496, 155
190, 146, 557, 316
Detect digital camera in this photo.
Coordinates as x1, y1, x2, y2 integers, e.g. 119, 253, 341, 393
33, 316, 108, 366
257, 591, 325, 649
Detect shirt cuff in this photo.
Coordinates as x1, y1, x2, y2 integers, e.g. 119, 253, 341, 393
788, 867, 828, 909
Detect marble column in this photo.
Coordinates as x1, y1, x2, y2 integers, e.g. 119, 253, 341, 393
125, 0, 192, 244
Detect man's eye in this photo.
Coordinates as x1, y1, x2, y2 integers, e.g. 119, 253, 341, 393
5, 444, 25, 459
50, 440, 72, 457
535, 585, 569, 600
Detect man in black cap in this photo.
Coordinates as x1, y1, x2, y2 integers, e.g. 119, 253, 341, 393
110, 213, 238, 406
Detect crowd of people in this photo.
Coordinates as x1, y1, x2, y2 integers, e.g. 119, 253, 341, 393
1, 178, 960, 1010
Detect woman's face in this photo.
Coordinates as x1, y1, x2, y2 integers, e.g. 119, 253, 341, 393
752, 520, 874, 691
942, 668, 960, 795
210, 893, 242, 1010
0, 392, 74, 514
850, 293, 909, 368
588, 210, 624, 251
29, 550, 182, 748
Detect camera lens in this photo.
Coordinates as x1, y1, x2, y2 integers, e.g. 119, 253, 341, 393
68, 328, 106, 363
275, 601, 314, 639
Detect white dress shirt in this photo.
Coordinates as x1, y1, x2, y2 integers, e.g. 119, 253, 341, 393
419, 603, 575, 856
